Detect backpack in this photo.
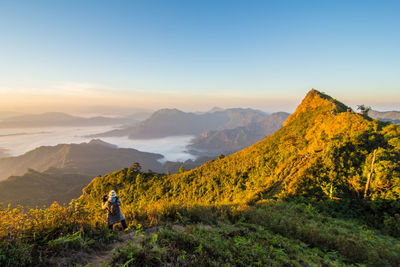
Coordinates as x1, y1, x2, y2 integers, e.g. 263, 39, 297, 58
110, 198, 120, 215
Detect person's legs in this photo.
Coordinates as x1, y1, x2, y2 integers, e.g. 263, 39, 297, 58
108, 223, 114, 230
121, 220, 128, 229
121, 219, 127, 229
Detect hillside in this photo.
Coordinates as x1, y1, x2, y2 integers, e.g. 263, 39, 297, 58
188, 112, 289, 155
91, 108, 269, 139
0, 168, 92, 208
0, 112, 137, 128
0, 139, 164, 180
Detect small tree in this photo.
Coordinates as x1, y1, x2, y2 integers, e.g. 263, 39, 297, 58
130, 162, 142, 172
178, 166, 186, 173
357, 104, 371, 117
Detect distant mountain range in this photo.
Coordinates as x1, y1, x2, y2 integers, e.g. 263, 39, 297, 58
0, 139, 164, 181
188, 112, 290, 155
369, 110, 400, 124
207, 106, 226, 113
90, 108, 270, 139
0, 112, 139, 128
0, 111, 25, 120
89, 107, 289, 156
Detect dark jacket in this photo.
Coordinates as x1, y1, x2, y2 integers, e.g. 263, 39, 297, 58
102, 197, 125, 225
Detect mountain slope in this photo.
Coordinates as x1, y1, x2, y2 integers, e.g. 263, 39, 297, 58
80, 90, 400, 209
0, 139, 163, 180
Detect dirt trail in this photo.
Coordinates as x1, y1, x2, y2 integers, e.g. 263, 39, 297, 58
47, 231, 138, 267
48, 226, 160, 267
85, 231, 139, 267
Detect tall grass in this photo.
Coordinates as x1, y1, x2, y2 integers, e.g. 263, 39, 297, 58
0, 201, 117, 266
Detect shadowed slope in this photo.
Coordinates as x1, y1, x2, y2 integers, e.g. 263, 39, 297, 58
0, 168, 92, 208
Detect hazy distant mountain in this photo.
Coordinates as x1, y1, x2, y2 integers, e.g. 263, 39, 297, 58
0, 112, 138, 128
0, 111, 25, 120
208, 107, 225, 113
0, 168, 92, 208
91, 108, 270, 139
0, 139, 163, 180
0, 148, 8, 158
125, 111, 152, 120
188, 112, 290, 155
369, 110, 400, 124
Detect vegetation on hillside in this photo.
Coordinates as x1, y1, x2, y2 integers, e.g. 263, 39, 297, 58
2, 200, 400, 266
0, 201, 118, 266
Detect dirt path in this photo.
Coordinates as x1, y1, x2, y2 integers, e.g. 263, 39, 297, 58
48, 227, 160, 267
85, 231, 139, 267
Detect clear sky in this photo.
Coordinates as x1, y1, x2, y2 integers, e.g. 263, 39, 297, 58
0, 0, 399, 114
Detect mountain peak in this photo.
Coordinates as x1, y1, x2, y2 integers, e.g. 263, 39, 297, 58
284, 89, 348, 126
208, 107, 225, 113
298, 89, 335, 110
87, 139, 118, 148
150, 108, 186, 118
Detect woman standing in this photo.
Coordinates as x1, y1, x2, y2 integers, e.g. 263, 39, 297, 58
102, 190, 127, 230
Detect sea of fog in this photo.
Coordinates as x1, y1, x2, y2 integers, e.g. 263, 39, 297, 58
0, 126, 196, 162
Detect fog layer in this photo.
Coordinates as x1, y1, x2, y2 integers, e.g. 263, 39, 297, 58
0, 126, 195, 162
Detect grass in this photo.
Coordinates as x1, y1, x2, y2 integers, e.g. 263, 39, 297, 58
107, 200, 400, 267
2, 200, 400, 266
0, 202, 119, 266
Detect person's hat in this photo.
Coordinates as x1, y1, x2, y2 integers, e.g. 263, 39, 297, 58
109, 190, 116, 198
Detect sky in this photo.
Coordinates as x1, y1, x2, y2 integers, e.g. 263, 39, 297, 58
0, 0, 399, 115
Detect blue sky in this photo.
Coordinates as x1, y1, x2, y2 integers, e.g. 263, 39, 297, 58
0, 0, 399, 114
